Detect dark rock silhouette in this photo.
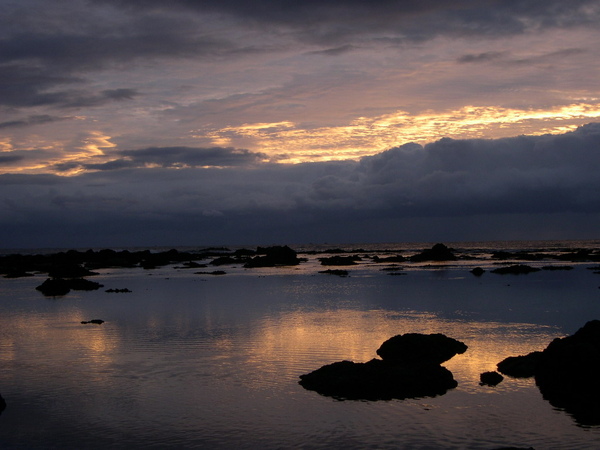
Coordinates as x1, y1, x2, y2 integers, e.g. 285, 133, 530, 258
35, 278, 103, 296
318, 269, 349, 277
209, 256, 239, 266
497, 320, 600, 425
105, 288, 132, 293
373, 255, 407, 263
299, 359, 458, 401
535, 320, 600, 425
497, 352, 542, 378
299, 333, 467, 401
244, 246, 301, 268
35, 278, 71, 296
410, 243, 457, 262
490, 265, 541, 275
81, 319, 104, 324
68, 279, 104, 291
376, 333, 468, 365
480, 371, 504, 386
48, 264, 98, 278
318, 255, 361, 266
470, 267, 485, 276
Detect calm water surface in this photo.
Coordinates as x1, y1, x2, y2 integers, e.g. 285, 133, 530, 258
1, 245, 600, 449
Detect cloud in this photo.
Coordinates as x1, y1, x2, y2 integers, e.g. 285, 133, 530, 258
1, 124, 599, 247
92, 0, 600, 44
0, 114, 71, 129
53, 146, 269, 172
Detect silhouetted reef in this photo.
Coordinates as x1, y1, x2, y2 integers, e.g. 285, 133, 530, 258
497, 320, 600, 426
299, 333, 467, 400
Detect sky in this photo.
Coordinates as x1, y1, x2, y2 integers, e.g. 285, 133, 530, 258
1, 0, 600, 248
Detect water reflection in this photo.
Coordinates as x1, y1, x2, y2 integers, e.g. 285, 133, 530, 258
0, 268, 599, 448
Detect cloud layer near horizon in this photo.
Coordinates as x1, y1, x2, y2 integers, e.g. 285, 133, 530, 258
2, 124, 599, 247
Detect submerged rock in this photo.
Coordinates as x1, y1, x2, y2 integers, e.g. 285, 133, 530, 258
81, 319, 104, 324
299, 332, 467, 401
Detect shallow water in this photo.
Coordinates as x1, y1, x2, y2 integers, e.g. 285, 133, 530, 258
1, 249, 600, 448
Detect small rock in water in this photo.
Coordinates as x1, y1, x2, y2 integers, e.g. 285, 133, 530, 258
81, 319, 105, 325
480, 371, 504, 386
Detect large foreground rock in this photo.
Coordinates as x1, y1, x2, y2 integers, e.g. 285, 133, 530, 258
535, 320, 600, 425
497, 320, 600, 425
299, 359, 457, 400
299, 332, 467, 401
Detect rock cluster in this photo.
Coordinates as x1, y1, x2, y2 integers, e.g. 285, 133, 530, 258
299, 333, 467, 400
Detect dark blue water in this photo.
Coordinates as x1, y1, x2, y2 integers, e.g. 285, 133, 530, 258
1, 241, 599, 448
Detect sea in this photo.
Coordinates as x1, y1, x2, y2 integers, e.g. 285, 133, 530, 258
1, 240, 600, 449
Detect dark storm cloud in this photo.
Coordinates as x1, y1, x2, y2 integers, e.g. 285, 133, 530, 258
93, 0, 600, 43
117, 147, 268, 168
0, 114, 70, 129
1, 124, 600, 247
53, 146, 269, 172
0, 154, 24, 165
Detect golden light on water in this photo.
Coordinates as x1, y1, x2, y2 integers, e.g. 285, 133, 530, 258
243, 309, 560, 391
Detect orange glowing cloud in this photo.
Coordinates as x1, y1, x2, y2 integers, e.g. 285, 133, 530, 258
199, 103, 600, 163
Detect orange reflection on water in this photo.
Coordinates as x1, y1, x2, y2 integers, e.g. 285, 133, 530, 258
243, 308, 561, 391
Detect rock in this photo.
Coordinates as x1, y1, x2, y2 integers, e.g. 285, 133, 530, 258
497, 320, 600, 425
244, 246, 301, 268
480, 371, 504, 386
490, 265, 541, 275
81, 319, 104, 324
3, 271, 35, 278
470, 267, 485, 276
35, 278, 71, 296
209, 256, 238, 266
105, 288, 132, 293
318, 269, 349, 277
299, 359, 458, 401
534, 320, 600, 425
48, 264, 98, 278
299, 332, 466, 401
376, 333, 468, 365
373, 255, 407, 263
68, 278, 104, 291
318, 255, 360, 266
497, 352, 542, 378
410, 243, 457, 262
